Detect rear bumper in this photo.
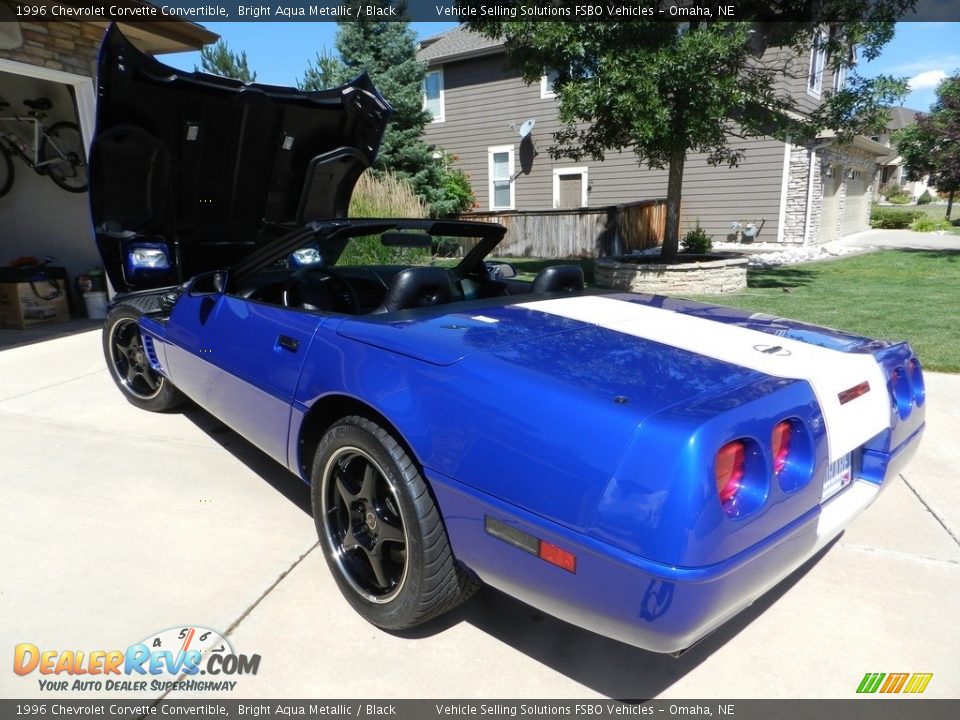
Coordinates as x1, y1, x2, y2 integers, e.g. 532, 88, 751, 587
430, 428, 920, 654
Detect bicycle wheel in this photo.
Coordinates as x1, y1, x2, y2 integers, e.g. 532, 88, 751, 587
0, 143, 13, 198
40, 121, 88, 193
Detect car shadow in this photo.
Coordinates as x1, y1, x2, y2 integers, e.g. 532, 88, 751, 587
178, 401, 837, 698
181, 404, 312, 515
746, 266, 817, 289
394, 540, 835, 699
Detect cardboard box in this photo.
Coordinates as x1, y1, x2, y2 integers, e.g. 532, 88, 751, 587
0, 279, 70, 329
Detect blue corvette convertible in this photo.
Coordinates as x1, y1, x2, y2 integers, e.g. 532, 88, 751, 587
93, 27, 924, 654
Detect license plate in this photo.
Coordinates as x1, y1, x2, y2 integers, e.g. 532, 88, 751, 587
821, 453, 853, 502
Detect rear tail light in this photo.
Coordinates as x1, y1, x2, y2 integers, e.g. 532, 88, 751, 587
715, 440, 746, 505
771, 420, 792, 475
908, 358, 925, 407
889, 366, 913, 420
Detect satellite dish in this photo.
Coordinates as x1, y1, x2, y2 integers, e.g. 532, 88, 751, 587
518, 119, 536, 139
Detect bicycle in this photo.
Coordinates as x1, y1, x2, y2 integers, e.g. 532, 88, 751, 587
0, 96, 88, 197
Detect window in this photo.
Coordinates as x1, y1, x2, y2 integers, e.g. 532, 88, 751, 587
552, 167, 589, 209
833, 63, 848, 92
541, 70, 559, 99
423, 68, 444, 122
808, 29, 826, 95
488, 145, 515, 210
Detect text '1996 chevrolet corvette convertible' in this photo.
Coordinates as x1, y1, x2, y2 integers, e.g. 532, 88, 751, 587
91, 26, 924, 655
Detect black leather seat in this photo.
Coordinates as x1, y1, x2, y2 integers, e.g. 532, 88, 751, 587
531, 265, 585, 294
372, 267, 457, 314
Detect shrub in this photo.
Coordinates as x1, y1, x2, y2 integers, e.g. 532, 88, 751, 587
917, 190, 933, 205
910, 215, 953, 232
681, 222, 713, 254
870, 206, 923, 229
342, 172, 430, 266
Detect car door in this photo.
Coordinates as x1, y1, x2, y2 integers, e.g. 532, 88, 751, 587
164, 288, 324, 465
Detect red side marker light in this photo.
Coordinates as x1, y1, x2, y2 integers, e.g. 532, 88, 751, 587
539, 541, 577, 574
838, 381, 870, 405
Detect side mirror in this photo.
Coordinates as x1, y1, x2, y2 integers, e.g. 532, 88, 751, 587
187, 270, 228, 297
485, 261, 518, 280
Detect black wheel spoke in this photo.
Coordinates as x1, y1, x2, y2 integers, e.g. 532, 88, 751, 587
377, 517, 405, 545
359, 462, 377, 505
335, 469, 358, 506
341, 529, 360, 553
141, 371, 159, 392
364, 546, 392, 589
125, 364, 139, 386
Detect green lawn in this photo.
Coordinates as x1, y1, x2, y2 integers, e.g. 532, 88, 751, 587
686, 249, 960, 373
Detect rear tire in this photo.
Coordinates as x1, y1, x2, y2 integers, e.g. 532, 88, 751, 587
102, 304, 184, 412
312, 415, 479, 630
41, 121, 87, 193
0, 144, 13, 198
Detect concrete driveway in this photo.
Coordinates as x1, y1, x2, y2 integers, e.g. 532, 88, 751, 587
1, 330, 958, 699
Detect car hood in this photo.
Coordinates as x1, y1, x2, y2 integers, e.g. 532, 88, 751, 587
89, 24, 391, 293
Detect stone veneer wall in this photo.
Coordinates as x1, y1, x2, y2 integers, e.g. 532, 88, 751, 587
782, 145, 821, 245
595, 256, 749, 295
0, 20, 102, 78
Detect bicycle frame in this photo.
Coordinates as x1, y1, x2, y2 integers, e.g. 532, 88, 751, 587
0, 114, 65, 171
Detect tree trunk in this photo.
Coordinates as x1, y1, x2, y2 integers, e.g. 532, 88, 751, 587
947, 190, 954, 221
661, 149, 685, 264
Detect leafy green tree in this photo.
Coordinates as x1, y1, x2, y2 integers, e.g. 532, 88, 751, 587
466, 1, 914, 261
301, 1, 473, 217
895, 74, 960, 220
196, 40, 257, 83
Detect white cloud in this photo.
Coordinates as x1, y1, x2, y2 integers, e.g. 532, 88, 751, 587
908, 70, 948, 90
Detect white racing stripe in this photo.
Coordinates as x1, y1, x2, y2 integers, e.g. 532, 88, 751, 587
521, 295, 889, 461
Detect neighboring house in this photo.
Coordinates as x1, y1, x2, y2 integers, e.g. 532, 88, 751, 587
0, 2, 216, 307
418, 25, 890, 248
873, 106, 936, 200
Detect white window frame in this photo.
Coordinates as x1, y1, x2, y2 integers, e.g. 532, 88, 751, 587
808, 29, 827, 97
833, 62, 848, 92
552, 166, 589, 209
488, 145, 515, 211
423, 68, 444, 123
540, 70, 559, 99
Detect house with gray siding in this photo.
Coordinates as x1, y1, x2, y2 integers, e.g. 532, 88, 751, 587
417, 25, 889, 249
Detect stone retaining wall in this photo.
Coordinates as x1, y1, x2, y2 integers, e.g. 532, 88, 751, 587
595, 256, 749, 295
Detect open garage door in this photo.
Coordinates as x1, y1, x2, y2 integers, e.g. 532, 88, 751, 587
0, 61, 97, 318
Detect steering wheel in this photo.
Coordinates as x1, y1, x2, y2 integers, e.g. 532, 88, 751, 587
282, 267, 360, 314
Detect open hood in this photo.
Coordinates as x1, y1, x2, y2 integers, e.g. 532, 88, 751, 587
89, 25, 392, 293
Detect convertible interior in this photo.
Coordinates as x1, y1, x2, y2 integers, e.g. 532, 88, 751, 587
234, 221, 587, 317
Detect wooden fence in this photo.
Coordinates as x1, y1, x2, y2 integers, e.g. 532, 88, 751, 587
458, 198, 666, 258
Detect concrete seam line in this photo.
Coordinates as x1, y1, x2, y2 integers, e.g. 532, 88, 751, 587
900, 473, 960, 549
838, 542, 960, 567
223, 541, 321, 638
154, 541, 320, 704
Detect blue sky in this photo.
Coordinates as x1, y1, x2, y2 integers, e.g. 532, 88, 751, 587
167, 22, 960, 111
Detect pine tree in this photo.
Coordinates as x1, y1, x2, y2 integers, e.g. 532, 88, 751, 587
301, 1, 472, 216
196, 40, 257, 83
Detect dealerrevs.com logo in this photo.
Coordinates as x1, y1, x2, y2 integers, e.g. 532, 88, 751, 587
14, 626, 260, 692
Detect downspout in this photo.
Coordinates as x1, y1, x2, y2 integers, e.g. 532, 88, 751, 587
803, 140, 833, 247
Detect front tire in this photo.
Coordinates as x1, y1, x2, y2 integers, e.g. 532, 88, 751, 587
102, 305, 184, 412
312, 415, 478, 630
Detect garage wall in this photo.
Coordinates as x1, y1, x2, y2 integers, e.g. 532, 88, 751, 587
0, 72, 97, 310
